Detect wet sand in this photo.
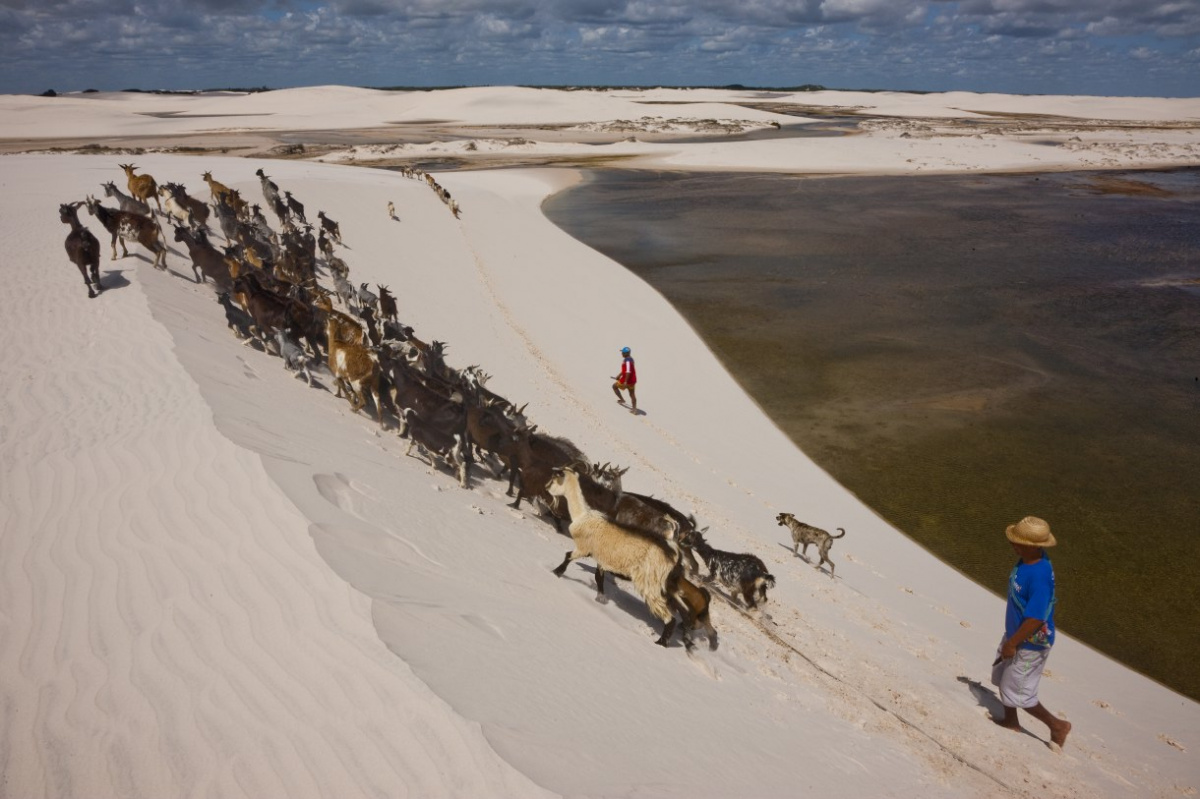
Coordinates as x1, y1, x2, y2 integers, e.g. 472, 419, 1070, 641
544, 167, 1200, 700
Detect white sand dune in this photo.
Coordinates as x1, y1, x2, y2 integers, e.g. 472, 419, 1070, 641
1, 87, 1197, 798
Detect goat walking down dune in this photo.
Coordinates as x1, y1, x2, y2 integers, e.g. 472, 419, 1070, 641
273, 329, 314, 386
546, 467, 692, 650
84, 196, 167, 269
160, 183, 210, 231
101, 181, 151, 218
202, 171, 236, 207
401, 408, 469, 488
119, 163, 162, 214
174, 226, 232, 289
326, 315, 384, 425
59, 201, 103, 299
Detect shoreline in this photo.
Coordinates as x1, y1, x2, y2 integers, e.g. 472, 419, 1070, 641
540, 165, 1200, 701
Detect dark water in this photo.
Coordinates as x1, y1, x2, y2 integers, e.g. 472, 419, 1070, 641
544, 168, 1200, 701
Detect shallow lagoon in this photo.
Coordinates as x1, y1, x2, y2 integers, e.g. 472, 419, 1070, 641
545, 168, 1200, 700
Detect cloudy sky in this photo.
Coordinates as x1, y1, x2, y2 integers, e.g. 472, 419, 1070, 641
2, 0, 1198, 97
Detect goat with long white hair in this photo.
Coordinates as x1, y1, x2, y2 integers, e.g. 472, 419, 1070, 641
546, 466, 690, 649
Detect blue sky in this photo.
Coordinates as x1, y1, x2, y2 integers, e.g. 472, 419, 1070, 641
2, 0, 1197, 96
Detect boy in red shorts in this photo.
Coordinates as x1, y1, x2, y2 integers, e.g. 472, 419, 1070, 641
612, 347, 637, 414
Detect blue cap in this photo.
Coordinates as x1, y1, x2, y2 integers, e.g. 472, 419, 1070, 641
620, 347, 631, 354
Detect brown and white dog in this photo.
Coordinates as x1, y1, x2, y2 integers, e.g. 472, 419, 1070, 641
777, 513, 846, 576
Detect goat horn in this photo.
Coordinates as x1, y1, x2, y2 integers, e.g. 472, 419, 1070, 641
516, 403, 527, 415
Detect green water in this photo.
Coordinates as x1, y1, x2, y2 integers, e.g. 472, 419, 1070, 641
544, 168, 1200, 700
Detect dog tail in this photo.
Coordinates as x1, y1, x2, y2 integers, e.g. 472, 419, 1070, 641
832, 527, 847, 539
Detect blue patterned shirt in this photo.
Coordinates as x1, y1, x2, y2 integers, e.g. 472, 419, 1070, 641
1005, 555, 1056, 650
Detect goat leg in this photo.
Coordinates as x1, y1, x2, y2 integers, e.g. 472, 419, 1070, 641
593, 568, 609, 603
655, 618, 679, 648
741, 580, 758, 609
551, 550, 575, 577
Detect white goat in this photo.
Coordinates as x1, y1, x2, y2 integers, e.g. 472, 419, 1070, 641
159, 183, 192, 229
273, 329, 313, 386
356, 282, 378, 312
332, 272, 356, 308
546, 467, 686, 648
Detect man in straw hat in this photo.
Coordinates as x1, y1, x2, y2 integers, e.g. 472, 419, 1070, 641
990, 516, 1072, 750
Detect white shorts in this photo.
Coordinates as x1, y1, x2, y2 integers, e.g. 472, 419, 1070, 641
991, 638, 1051, 709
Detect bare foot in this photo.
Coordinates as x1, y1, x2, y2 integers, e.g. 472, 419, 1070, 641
1050, 720, 1071, 751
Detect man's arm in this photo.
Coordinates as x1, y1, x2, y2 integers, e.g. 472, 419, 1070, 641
1001, 617, 1044, 658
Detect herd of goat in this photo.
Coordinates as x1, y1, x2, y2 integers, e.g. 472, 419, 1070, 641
57, 161, 844, 654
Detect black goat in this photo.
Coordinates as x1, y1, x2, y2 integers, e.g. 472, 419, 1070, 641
59, 201, 103, 299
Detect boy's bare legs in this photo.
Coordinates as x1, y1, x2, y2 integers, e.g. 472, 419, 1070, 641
628, 386, 637, 413
1027, 703, 1072, 749
993, 705, 1072, 750
612, 382, 625, 403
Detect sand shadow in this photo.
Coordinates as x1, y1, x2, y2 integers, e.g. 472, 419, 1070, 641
956, 675, 1044, 743
558, 562, 685, 647
777, 542, 837, 578
957, 674, 1006, 717
99, 269, 133, 291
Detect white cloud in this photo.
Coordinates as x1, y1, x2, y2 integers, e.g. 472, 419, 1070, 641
0, 0, 1197, 95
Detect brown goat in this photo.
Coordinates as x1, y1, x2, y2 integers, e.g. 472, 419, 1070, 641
235, 271, 323, 357
314, 296, 366, 346
202, 171, 235, 205
507, 428, 588, 520
59, 201, 103, 298
174, 226, 232, 289
118, 164, 162, 213
84, 195, 166, 269
231, 273, 292, 344
326, 315, 384, 425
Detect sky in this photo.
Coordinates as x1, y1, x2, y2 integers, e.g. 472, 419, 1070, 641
1, 0, 1198, 97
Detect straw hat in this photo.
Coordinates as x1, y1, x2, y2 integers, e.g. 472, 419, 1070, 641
1005, 516, 1056, 547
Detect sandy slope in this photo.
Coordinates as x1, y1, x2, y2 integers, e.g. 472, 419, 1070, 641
1, 86, 1198, 798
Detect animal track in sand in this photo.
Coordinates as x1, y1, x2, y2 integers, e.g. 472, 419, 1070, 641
1158, 734, 1186, 752
1092, 699, 1121, 715
236, 355, 258, 379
